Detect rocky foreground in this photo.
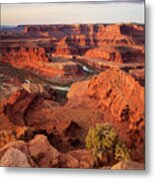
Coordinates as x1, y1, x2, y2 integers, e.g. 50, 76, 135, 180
0, 68, 144, 169
0, 23, 144, 169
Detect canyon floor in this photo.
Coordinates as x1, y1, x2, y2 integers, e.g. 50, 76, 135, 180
0, 23, 144, 169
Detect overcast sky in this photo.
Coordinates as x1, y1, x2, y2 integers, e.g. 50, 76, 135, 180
1, 1, 144, 25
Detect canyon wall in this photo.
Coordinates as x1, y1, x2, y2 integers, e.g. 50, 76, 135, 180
1, 23, 144, 63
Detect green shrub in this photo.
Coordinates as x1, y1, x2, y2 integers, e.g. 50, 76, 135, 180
85, 123, 130, 167
115, 139, 130, 161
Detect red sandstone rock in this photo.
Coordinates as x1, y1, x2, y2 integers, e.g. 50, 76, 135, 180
2, 47, 49, 63
28, 135, 60, 167
68, 69, 144, 124
3, 89, 38, 126
15, 126, 35, 141
129, 68, 144, 86
67, 69, 144, 161
87, 69, 144, 123
1, 23, 144, 74
54, 36, 78, 56
20, 24, 144, 45
85, 46, 144, 63
59, 153, 80, 168
1, 48, 83, 82
0, 68, 144, 163
111, 160, 144, 170
67, 149, 94, 168
85, 47, 122, 62
0, 140, 36, 167
58, 149, 93, 168
0, 147, 31, 167
0, 136, 93, 168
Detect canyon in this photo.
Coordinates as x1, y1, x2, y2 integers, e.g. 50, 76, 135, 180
0, 23, 144, 169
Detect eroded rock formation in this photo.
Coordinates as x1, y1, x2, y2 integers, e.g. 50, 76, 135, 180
0, 23, 145, 168
67, 69, 144, 162
1, 68, 144, 163
0, 135, 94, 168
1, 47, 49, 63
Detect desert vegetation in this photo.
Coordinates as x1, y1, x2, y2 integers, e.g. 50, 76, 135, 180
86, 123, 130, 167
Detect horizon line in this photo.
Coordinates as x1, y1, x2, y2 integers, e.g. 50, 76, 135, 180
1, 22, 145, 27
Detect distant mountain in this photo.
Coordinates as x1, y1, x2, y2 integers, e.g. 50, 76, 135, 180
0, 25, 17, 29
0, 25, 25, 33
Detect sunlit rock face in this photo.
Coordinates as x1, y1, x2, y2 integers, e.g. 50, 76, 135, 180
0, 23, 145, 168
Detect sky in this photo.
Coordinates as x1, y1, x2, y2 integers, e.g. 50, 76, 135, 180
1, 1, 145, 26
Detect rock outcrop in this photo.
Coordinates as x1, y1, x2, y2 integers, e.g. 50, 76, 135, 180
1, 48, 84, 84
85, 46, 144, 63
111, 160, 144, 170
87, 69, 144, 124
0, 140, 36, 167
129, 68, 145, 86
3, 89, 38, 126
68, 68, 144, 125
28, 135, 60, 167
54, 36, 78, 56
0, 135, 94, 168
58, 149, 94, 168
67, 69, 144, 161
0, 147, 31, 167
1, 47, 49, 63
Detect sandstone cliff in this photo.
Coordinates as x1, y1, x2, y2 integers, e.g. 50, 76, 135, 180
67, 69, 144, 161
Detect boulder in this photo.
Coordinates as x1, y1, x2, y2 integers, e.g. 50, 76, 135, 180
111, 160, 144, 170
59, 149, 93, 168
0, 147, 31, 167
59, 153, 79, 168
67, 149, 94, 168
28, 134, 60, 167
0, 140, 36, 167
